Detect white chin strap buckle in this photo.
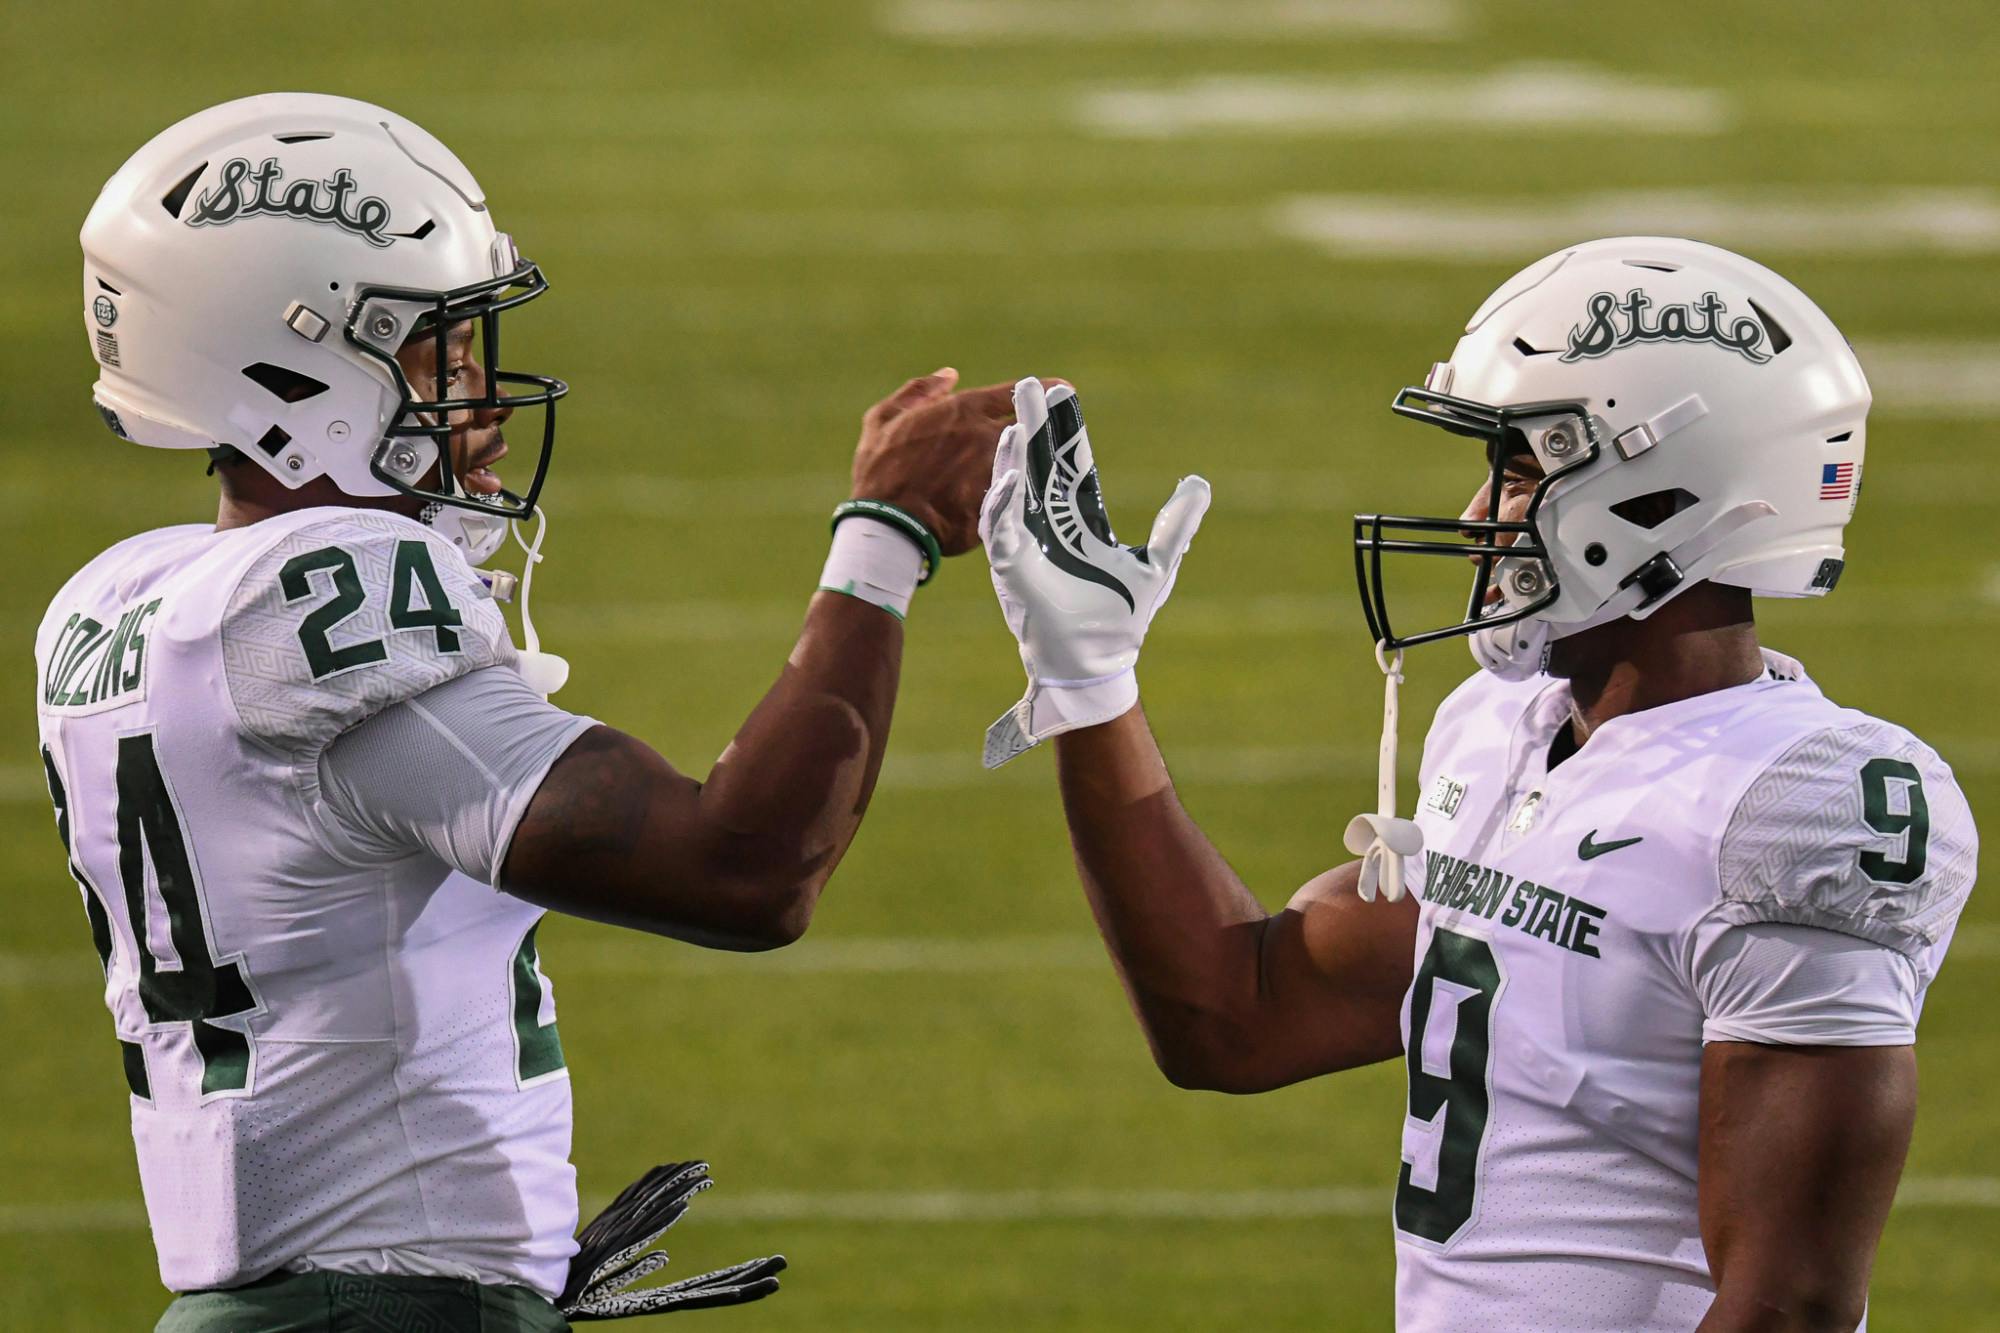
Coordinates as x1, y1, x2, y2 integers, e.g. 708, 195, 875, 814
1471, 614, 1549, 682
480, 505, 571, 698
1342, 643, 1424, 902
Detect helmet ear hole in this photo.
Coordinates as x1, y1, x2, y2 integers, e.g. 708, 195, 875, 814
241, 362, 330, 403
1746, 299, 1793, 356
1609, 488, 1700, 530
160, 162, 207, 219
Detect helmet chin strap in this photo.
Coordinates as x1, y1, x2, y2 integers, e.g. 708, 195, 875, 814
508, 506, 571, 697
1343, 643, 1426, 903
1470, 616, 1549, 681
1467, 499, 1778, 682
424, 502, 511, 563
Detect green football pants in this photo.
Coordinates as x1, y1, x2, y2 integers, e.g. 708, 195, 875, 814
156, 1268, 571, 1333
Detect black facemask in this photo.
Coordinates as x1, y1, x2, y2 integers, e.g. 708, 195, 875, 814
346, 251, 568, 521
1353, 386, 1599, 652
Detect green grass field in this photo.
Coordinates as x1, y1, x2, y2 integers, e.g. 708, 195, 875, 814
4, 1, 1999, 1325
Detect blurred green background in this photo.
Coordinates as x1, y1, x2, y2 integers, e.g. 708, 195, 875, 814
4, 1, 1998, 1327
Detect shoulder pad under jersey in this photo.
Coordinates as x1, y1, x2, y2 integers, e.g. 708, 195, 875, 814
222, 511, 517, 752
1717, 719, 1978, 964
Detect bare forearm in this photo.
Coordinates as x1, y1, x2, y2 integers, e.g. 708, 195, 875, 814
693, 590, 904, 914
501, 591, 902, 947
1054, 710, 1275, 1085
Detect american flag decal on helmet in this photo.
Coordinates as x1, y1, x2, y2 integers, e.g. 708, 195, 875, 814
1819, 462, 1856, 501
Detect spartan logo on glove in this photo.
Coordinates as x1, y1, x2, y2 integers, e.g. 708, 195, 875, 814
1023, 391, 1137, 611
1561, 288, 1772, 365
185, 157, 396, 248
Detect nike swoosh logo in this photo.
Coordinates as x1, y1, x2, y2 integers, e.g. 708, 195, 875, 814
1578, 831, 1644, 861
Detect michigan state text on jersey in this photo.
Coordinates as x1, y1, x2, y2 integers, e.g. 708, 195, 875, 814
46, 92, 1022, 1332
981, 239, 1977, 1331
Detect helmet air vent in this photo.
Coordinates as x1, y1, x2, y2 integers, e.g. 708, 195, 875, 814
1826, 430, 1853, 443
1746, 299, 1793, 356
273, 132, 333, 143
96, 278, 123, 295
160, 162, 208, 219
255, 425, 293, 458
1511, 337, 1558, 358
1609, 488, 1701, 530
1624, 260, 1680, 272
242, 362, 330, 404
387, 218, 437, 241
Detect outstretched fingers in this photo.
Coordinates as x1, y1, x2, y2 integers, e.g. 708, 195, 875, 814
1146, 475, 1213, 570
979, 466, 1024, 557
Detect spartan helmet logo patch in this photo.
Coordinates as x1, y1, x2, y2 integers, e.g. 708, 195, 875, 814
1561, 289, 1771, 365
185, 156, 396, 248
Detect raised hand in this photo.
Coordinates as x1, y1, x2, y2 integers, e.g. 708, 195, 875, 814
850, 369, 1025, 557
980, 377, 1210, 767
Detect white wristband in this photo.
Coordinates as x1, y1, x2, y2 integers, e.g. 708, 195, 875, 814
819, 517, 924, 620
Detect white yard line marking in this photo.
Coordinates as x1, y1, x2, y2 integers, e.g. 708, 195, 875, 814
881, 0, 1462, 43
1273, 190, 2000, 260
1081, 66, 1728, 139
1857, 341, 2000, 417
6, 1178, 1997, 1233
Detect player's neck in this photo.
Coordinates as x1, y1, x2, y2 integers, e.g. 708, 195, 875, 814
215, 467, 415, 531
1550, 584, 1763, 747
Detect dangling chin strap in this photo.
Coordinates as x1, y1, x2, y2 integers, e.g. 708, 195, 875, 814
1342, 643, 1425, 903
510, 506, 572, 697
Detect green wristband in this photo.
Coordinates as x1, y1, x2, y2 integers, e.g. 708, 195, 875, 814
830, 499, 942, 586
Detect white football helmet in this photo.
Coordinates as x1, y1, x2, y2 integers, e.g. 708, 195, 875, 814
80, 92, 566, 562
1355, 236, 1870, 679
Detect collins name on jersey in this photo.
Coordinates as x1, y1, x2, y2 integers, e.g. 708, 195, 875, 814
35, 508, 584, 1299
1392, 652, 1975, 1332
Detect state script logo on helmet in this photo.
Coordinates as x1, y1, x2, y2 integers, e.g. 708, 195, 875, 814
1353, 236, 1870, 680
79, 92, 568, 562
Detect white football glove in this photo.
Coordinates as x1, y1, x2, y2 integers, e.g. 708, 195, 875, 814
979, 377, 1211, 768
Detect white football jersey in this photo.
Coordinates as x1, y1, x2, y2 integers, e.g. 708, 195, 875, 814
34, 508, 579, 1298
1394, 652, 1976, 1331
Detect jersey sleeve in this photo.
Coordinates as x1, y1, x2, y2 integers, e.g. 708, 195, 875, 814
317, 666, 600, 883
1690, 920, 1920, 1046
1713, 721, 1978, 977
221, 512, 519, 754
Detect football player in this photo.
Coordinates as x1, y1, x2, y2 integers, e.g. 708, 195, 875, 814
980, 238, 1977, 1330
42, 93, 1019, 1332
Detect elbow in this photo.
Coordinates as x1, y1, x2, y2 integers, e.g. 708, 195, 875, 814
1157, 1055, 1271, 1096
632, 874, 820, 953
736, 876, 822, 951
1713, 1282, 1869, 1333
1156, 1051, 1235, 1093
1780, 1291, 1870, 1333
1146, 1013, 1274, 1095
1804, 1301, 1869, 1333
752, 892, 814, 950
